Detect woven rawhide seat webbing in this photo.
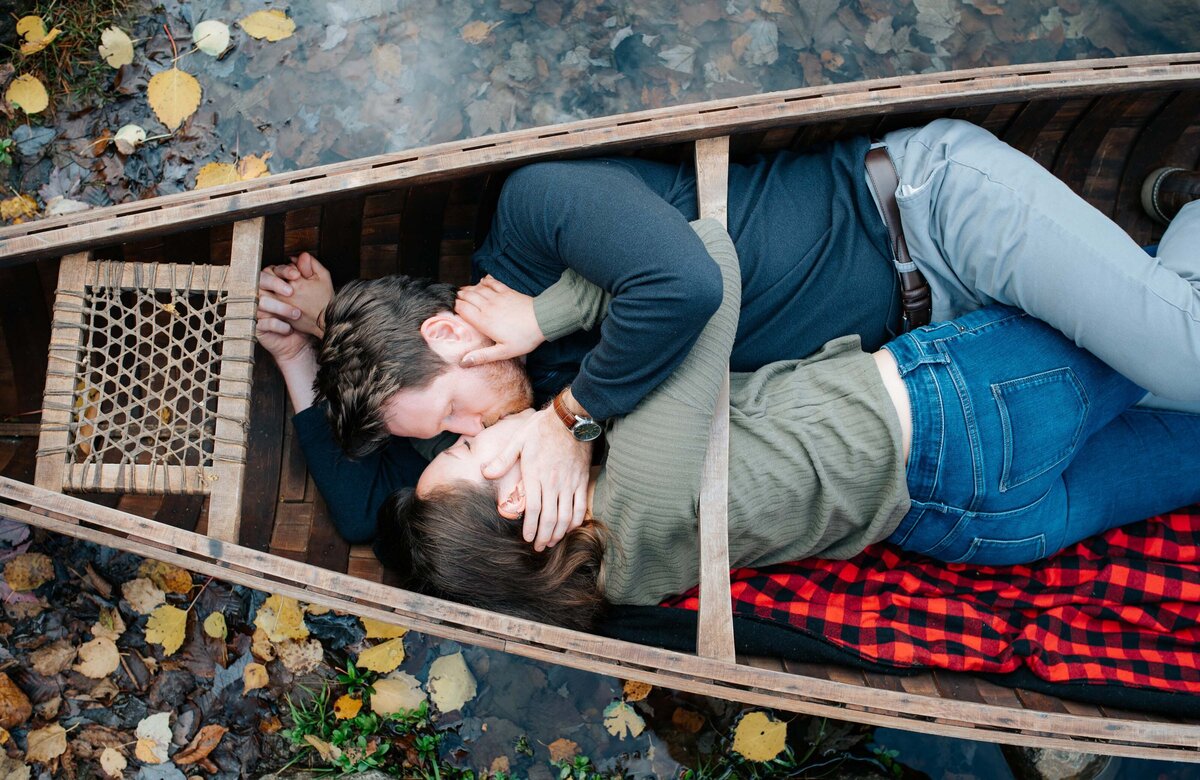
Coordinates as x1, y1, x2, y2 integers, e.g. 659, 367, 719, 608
35, 218, 263, 542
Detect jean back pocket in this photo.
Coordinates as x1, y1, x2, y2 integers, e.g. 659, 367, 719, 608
992, 368, 1087, 492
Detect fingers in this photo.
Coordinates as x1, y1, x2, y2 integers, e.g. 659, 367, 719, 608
255, 314, 293, 335
258, 293, 301, 320
460, 345, 514, 367
295, 252, 317, 278
571, 482, 588, 531
274, 263, 303, 281
258, 270, 293, 297
482, 437, 521, 481
523, 479, 543, 547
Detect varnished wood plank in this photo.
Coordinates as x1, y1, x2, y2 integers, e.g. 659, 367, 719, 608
269, 502, 314, 553
153, 494, 206, 532
0, 266, 51, 414
305, 496, 351, 575
318, 197, 366, 288
162, 227, 213, 265
399, 182, 453, 280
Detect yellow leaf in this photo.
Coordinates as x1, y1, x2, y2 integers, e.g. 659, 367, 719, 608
99, 747, 126, 777
73, 637, 121, 678
98, 26, 134, 68
731, 710, 787, 762
254, 594, 309, 642
17, 16, 62, 56
138, 559, 193, 594
203, 611, 228, 640
427, 652, 476, 713
250, 626, 276, 662
547, 737, 579, 763
333, 694, 362, 720
0, 726, 9, 745
134, 738, 165, 764
235, 151, 272, 180
243, 662, 269, 693
361, 617, 407, 639
147, 67, 201, 131
5, 74, 49, 114
623, 679, 652, 702
369, 673, 425, 716
602, 700, 645, 739
3, 553, 53, 591
461, 20, 502, 44
25, 723, 67, 764
122, 577, 166, 614
356, 637, 406, 674
239, 9, 296, 42
92, 606, 126, 641
144, 604, 187, 656
0, 194, 38, 224
195, 162, 238, 189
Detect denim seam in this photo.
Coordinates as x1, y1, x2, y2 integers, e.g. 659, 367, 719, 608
956, 534, 1046, 565
943, 351, 984, 511
991, 368, 1089, 492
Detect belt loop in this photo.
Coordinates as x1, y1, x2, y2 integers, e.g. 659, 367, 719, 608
865, 145, 932, 332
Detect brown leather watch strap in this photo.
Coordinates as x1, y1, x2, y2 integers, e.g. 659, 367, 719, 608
865, 147, 932, 331
552, 390, 578, 430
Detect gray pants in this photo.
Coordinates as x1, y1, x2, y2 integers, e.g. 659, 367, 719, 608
882, 118, 1200, 403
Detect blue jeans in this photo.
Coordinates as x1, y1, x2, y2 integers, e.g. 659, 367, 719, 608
884, 306, 1200, 565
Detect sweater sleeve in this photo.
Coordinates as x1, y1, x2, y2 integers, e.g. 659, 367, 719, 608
292, 405, 428, 543
596, 220, 742, 604
489, 161, 723, 420
533, 269, 612, 341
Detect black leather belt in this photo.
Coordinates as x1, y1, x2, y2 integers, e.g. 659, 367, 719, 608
865, 146, 932, 332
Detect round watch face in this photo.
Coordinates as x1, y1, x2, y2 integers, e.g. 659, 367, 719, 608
571, 419, 603, 442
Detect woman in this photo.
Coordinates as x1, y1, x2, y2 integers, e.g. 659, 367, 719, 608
378, 220, 1200, 631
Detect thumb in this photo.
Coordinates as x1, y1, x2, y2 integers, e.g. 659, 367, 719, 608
482, 439, 521, 480
460, 344, 512, 367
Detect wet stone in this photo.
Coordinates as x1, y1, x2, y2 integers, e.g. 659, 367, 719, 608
1001, 745, 1117, 780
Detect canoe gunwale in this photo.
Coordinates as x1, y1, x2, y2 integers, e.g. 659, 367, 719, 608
2, 54, 1200, 265
3, 476, 1199, 761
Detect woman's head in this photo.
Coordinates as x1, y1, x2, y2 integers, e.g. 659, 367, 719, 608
379, 412, 607, 631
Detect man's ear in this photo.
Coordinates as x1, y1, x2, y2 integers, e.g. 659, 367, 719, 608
421, 313, 484, 362
497, 482, 526, 520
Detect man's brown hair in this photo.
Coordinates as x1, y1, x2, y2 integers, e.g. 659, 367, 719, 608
316, 276, 456, 457
375, 483, 608, 631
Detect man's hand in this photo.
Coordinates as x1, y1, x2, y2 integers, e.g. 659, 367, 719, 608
257, 252, 334, 339
482, 407, 591, 551
256, 267, 320, 411
455, 275, 545, 366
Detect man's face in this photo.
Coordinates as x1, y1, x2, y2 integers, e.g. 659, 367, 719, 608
379, 357, 533, 440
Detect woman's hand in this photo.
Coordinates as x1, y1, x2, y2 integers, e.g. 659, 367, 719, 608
455, 275, 545, 366
257, 252, 334, 339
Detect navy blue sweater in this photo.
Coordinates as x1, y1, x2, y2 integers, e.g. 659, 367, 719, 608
300, 138, 900, 538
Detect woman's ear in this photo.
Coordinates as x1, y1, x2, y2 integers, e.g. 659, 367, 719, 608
497, 481, 526, 520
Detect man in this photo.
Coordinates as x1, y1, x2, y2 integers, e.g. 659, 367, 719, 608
259, 120, 1200, 552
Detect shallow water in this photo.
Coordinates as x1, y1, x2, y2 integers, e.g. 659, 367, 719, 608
4, 1, 1198, 776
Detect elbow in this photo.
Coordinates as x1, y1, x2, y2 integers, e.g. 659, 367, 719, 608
689, 262, 724, 322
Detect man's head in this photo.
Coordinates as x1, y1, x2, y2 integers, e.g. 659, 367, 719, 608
316, 275, 533, 456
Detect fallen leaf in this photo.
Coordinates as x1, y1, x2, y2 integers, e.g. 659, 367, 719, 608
427, 652, 476, 713
254, 594, 308, 642
361, 617, 407, 640
369, 673, 425, 716
623, 680, 652, 702
333, 694, 362, 720
672, 707, 705, 733
461, 20, 502, 44
147, 68, 201, 131
123, 577, 166, 614
731, 711, 786, 762
99, 747, 126, 777
25, 724, 67, 764
0, 674, 31, 730
145, 605, 188, 656
0, 755, 27, 780
602, 700, 645, 739
172, 724, 227, 765
202, 612, 227, 640
30, 640, 76, 676
243, 662, 268, 693
303, 734, 341, 762
138, 560, 193, 594
0, 727, 8, 745
239, 10, 296, 42
73, 638, 120, 679
44, 197, 90, 217
235, 152, 272, 180
98, 27, 134, 68
250, 627, 276, 662
0, 194, 39, 224
136, 713, 172, 765
356, 637, 406, 675
92, 608, 126, 641
17, 16, 62, 56
193, 20, 231, 56
258, 715, 282, 734
304, 603, 330, 616
3, 553, 53, 591
547, 738, 579, 763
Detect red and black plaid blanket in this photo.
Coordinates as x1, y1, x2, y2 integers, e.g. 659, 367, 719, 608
664, 506, 1200, 694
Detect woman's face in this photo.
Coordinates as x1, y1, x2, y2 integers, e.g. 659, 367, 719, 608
416, 408, 535, 498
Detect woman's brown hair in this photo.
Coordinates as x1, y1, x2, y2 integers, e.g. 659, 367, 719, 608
376, 483, 608, 631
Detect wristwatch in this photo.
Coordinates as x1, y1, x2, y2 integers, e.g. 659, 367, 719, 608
552, 389, 602, 442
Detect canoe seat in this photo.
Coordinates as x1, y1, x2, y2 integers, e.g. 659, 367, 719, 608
33, 218, 264, 542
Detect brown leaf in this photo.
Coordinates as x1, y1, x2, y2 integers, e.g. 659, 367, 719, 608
172, 724, 227, 765
30, 640, 76, 677
74, 637, 121, 679
672, 707, 705, 734
26, 723, 67, 764
3, 553, 53, 590
622, 680, 652, 702
547, 738, 578, 763
243, 662, 269, 693
461, 20, 502, 44
138, 560, 194, 594
0, 674, 31, 730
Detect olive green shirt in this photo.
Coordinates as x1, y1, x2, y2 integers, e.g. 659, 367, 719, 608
534, 219, 910, 605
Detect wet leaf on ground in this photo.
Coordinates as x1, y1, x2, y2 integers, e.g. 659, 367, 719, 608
123, 577, 166, 614
622, 680, 652, 702
3, 553, 53, 591
138, 560, 194, 594
145, 605, 188, 656
135, 712, 172, 764
357, 637, 406, 674
369, 673, 425, 716
333, 694, 362, 720
99, 747, 126, 777
172, 723, 227, 765
731, 710, 787, 762
99, 27, 135, 68
547, 737, 579, 762
202, 611, 227, 640
26, 723, 68, 764
16, 16, 61, 56
30, 640, 76, 676
147, 68, 202, 130
193, 20, 231, 56
0, 674, 31, 730
74, 637, 121, 679
361, 617, 407, 639
242, 662, 269, 693
427, 652, 477, 713
239, 10, 296, 42
602, 700, 645, 740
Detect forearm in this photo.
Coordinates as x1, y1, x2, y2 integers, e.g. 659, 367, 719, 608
275, 347, 319, 413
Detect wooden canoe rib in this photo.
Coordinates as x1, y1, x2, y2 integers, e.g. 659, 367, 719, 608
3, 53, 1200, 760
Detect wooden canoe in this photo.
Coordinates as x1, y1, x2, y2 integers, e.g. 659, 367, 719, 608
3, 53, 1200, 761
